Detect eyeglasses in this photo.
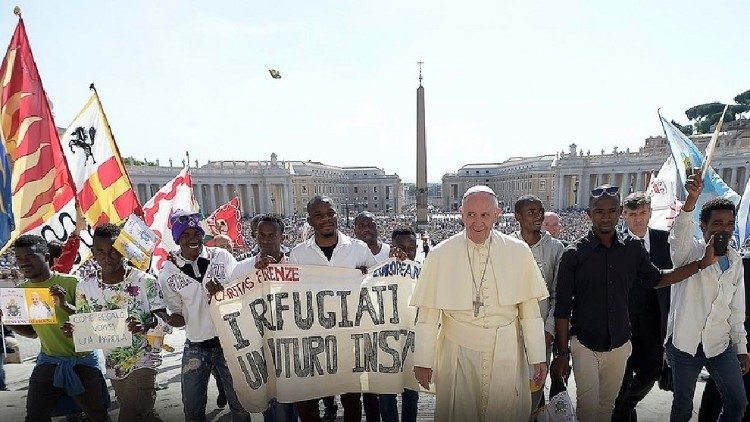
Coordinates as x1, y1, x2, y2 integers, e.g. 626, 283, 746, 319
591, 186, 619, 198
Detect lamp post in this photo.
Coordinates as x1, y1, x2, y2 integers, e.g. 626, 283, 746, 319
573, 180, 579, 209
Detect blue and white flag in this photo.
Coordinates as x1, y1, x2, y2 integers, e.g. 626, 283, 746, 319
0, 131, 14, 249
659, 114, 740, 238
737, 177, 750, 250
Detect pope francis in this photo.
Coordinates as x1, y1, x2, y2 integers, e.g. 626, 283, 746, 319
411, 186, 549, 421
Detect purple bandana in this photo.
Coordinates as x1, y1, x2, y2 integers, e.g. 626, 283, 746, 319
170, 210, 204, 242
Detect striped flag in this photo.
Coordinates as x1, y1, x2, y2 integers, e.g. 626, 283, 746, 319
60, 88, 142, 227
0, 131, 13, 248
0, 16, 76, 247
659, 113, 740, 237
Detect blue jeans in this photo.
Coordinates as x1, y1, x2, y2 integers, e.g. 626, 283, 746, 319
378, 389, 419, 422
182, 341, 251, 422
666, 340, 748, 422
0, 354, 5, 390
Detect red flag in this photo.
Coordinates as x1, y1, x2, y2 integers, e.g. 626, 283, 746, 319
205, 196, 246, 247
0, 16, 76, 237
142, 167, 197, 272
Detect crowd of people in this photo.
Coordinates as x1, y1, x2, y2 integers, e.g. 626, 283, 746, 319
1, 174, 749, 422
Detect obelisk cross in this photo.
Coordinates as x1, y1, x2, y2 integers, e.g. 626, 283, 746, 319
417, 60, 423, 86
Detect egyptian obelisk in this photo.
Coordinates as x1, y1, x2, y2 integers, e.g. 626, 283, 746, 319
416, 61, 428, 227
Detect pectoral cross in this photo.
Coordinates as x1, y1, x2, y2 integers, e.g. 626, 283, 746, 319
473, 295, 484, 317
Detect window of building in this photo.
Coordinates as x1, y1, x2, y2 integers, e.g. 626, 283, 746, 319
373, 186, 378, 193
374, 196, 378, 201
540, 180, 546, 191
354, 187, 358, 193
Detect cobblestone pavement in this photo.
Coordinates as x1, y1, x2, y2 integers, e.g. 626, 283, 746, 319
1, 328, 708, 421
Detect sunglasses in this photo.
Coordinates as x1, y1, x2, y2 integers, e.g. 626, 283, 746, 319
591, 186, 619, 198
172, 213, 201, 224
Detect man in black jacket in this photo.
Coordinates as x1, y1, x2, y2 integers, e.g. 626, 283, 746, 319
613, 192, 673, 421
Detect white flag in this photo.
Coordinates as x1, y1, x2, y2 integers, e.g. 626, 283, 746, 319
737, 177, 750, 250
142, 167, 198, 273
647, 157, 682, 231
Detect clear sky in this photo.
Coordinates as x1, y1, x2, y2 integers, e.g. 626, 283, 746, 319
2, 1, 748, 182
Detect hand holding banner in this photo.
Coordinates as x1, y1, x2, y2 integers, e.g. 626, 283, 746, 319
210, 261, 421, 412
70, 309, 132, 352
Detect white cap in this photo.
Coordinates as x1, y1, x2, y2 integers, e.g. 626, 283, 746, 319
462, 185, 497, 200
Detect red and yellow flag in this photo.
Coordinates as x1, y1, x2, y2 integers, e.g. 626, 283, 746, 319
0, 16, 76, 237
60, 89, 142, 227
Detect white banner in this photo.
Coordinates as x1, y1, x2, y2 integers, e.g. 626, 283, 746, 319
210, 260, 421, 412
70, 309, 132, 352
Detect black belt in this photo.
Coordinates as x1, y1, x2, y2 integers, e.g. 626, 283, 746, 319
187, 337, 221, 349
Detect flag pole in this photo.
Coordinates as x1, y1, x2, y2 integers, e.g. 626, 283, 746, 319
89, 83, 143, 214
701, 104, 729, 175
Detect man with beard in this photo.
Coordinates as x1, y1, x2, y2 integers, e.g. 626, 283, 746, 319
513, 195, 566, 407
290, 196, 377, 422
612, 192, 672, 421
156, 210, 250, 422
553, 185, 718, 422
411, 186, 549, 421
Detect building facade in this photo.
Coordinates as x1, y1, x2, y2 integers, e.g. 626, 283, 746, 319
553, 122, 750, 209
442, 155, 557, 212
128, 154, 402, 217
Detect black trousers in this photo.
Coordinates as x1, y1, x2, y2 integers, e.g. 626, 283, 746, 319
297, 393, 362, 422
612, 300, 665, 422
26, 363, 109, 422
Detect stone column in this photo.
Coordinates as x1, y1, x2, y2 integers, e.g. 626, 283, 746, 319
635, 172, 643, 192
730, 168, 738, 192
194, 184, 204, 213
416, 84, 428, 225
260, 181, 270, 213
578, 173, 589, 207
555, 173, 564, 209
283, 183, 292, 216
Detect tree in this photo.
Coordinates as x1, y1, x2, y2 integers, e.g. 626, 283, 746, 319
684, 101, 750, 134
671, 120, 693, 136
123, 156, 157, 166
735, 89, 750, 105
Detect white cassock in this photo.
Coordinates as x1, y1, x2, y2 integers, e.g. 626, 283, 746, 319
410, 230, 548, 422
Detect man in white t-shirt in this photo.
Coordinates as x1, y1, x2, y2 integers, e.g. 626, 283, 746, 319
352, 211, 390, 420
354, 212, 390, 263
231, 214, 297, 421
290, 196, 377, 422
156, 210, 250, 422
